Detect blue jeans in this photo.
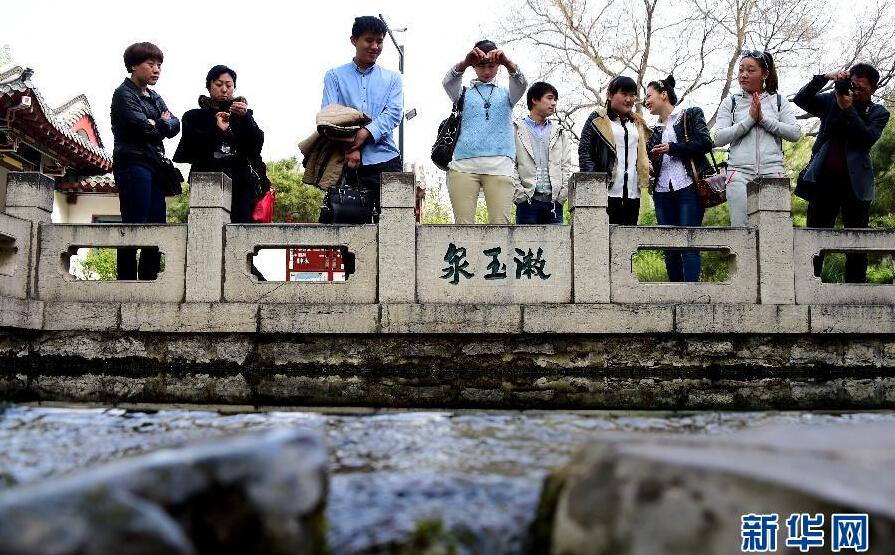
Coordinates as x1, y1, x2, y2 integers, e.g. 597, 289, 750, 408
515, 198, 563, 225
653, 184, 704, 282
114, 163, 166, 280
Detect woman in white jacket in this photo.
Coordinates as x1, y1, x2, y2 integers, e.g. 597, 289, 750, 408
715, 50, 801, 226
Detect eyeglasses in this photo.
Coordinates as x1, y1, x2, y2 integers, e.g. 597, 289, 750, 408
741, 50, 769, 65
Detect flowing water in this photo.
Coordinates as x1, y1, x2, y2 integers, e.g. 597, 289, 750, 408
2, 405, 894, 553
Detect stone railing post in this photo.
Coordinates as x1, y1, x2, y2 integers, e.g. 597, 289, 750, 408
570, 172, 610, 303
186, 173, 231, 302
378, 172, 416, 303
5, 172, 54, 297
747, 177, 795, 304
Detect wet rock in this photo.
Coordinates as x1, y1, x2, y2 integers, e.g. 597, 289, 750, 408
0, 428, 328, 555
533, 423, 895, 554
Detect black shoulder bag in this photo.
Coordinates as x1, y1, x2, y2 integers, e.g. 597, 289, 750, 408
154, 149, 185, 197
431, 87, 466, 171
148, 96, 184, 196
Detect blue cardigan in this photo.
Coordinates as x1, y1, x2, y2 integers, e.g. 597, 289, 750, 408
454, 84, 515, 161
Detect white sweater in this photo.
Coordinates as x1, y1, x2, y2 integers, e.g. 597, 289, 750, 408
714, 90, 802, 173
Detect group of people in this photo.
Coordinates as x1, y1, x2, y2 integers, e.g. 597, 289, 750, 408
110, 15, 890, 284
442, 40, 889, 283
111, 43, 267, 280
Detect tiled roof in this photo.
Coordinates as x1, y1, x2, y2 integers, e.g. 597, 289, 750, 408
56, 173, 117, 194
0, 65, 111, 171
54, 94, 93, 127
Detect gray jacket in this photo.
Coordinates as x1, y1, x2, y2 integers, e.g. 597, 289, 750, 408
714, 90, 801, 173
512, 120, 571, 204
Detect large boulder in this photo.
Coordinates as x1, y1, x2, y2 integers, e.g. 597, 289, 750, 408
532, 422, 895, 554
0, 428, 328, 555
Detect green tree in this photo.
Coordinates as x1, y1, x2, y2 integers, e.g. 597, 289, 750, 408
166, 160, 325, 223
270, 157, 324, 222
167, 182, 190, 223
871, 112, 895, 220
80, 248, 117, 281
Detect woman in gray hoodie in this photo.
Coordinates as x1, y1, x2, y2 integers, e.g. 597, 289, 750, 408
715, 51, 801, 226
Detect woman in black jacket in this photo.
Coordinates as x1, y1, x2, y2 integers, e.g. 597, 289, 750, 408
644, 75, 713, 282
577, 76, 652, 225
173, 65, 268, 224
110, 42, 180, 280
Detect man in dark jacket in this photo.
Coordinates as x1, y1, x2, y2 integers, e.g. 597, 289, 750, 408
793, 63, 890, 283
110, 42, 180, 281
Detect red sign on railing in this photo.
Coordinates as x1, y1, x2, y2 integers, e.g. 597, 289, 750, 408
285, 248, 345, 282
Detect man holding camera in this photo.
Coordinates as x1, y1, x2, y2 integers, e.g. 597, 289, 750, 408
793, 64, 890, 282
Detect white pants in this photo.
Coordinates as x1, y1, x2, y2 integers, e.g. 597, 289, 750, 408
726, 169, 785, 227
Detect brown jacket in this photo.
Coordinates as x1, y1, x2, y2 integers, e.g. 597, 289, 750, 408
579, 106, 652, 191
299, 104, 371, 190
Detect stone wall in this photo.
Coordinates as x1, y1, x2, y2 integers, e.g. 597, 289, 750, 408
1, 170, 894, 409
2, 330, 895, 409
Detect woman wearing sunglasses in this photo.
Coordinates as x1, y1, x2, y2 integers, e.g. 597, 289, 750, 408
715, 50, 801, 227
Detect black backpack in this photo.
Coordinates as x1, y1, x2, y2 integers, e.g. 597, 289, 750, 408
431, 87, 466, 171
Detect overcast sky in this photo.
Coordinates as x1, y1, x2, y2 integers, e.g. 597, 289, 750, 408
2, 0, 871, 174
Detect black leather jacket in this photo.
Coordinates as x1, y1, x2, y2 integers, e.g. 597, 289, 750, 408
578, 110, 616, 173
110, 78, 180, 168
646, 107, 714, 187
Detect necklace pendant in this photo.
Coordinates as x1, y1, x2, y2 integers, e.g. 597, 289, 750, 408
484, 101, 491, 109
485, 111, 490, 121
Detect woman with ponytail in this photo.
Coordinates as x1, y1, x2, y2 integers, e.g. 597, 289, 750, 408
644, 75, 713, 282
578, 76, 652, 225
714, 51, 801, 226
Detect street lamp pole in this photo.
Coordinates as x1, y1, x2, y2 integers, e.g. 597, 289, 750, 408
379, 13, 405, 162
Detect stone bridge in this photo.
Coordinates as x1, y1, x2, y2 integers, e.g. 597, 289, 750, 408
1, 171, 893, 409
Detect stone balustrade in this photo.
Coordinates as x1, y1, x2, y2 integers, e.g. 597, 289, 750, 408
0, 170, 893, 335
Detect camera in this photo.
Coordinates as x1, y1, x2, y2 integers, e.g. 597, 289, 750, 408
834, 79, 855, 95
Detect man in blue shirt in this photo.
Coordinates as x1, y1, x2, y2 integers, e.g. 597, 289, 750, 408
319, 15, 404, 223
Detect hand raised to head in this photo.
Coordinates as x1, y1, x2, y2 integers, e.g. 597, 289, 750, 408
487, 49, 507, 65
462, 47, 486, 69
824, 69, 849, 82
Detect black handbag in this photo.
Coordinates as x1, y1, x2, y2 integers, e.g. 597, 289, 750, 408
431, 87, 466, 171
329, 170, 377, 224
154, 153, 184, 197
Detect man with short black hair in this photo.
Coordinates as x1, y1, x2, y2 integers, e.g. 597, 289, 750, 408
512, 81, 570, 224
318, 15, 403, 223
794, 63, 890, 282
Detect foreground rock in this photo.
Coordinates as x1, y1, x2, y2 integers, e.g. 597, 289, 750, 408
0, 428, 327, 555
532, 422, 895, 554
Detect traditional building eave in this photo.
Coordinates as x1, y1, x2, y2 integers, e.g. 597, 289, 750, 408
56, 173, 117, 194
0, 65, 112, 175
